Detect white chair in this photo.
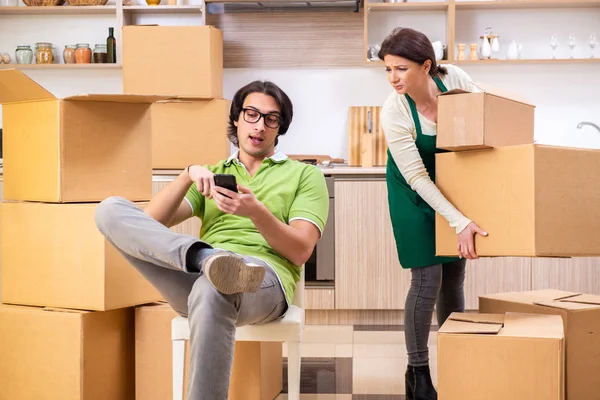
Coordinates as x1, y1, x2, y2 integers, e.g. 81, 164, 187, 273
171, 269, 305, 400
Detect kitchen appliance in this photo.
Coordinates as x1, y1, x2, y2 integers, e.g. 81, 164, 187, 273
304, 175, 335, 285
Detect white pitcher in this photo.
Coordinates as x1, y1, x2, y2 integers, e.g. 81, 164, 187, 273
479, 35, 492, 59
506, 41, 523, 60
431, 41, 445, 61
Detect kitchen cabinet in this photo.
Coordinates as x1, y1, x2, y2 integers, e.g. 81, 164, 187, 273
152, 181, 201, 237
463, 257, 531, 310
305, 288, 335, 310
532, 257, 600, 294
334, 178, 409, 310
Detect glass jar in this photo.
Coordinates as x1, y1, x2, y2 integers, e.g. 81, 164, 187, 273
15, 45, 33, 64
75, 43, 92, 64
92, 44, 108, 64
35, 42, 54, 65
63, 45, 76, 64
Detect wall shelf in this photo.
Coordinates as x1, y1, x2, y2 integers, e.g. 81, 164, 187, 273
0, 64, 122, 70
455, 0, 600, 11
455, 58, 600, 65
367, 1, 449, 11
122, 5, 203, 13
0, 5, 117, 15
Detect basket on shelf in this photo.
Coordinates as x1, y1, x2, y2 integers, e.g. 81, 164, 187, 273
66, 0, 109, 5
23, 0, 65, 6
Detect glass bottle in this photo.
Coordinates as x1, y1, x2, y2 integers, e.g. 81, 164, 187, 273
107, 27, 116, 64
15, 45, 33, 64
75, 43, 92, 64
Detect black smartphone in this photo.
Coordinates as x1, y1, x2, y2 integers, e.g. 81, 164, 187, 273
214, 174, 238, 197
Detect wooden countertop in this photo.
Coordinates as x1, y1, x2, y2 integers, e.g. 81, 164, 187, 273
152, 166, 386, 177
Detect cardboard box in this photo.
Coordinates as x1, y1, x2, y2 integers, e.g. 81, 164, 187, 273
437, 83, 535, 151
123, 26, 223, 98
435, 144, 600, 257
135, 303, 283, 400
479, 290, 600, 400
1, 201, 161, 311
0, 69, 168, 203
0, 304, 134, 400
151, 99, 231, 169
438, 312, 564, 400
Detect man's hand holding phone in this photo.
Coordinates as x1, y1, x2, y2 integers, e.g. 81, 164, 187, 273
212, 174, 263, 219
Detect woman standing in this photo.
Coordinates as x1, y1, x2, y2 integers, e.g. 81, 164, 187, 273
378, 28, 488, 400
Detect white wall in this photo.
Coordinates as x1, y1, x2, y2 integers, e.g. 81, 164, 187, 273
2, 64, 599, 159
2, 5, 600, 159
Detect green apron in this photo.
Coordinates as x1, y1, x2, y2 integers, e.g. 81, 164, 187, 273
386, 76, 460, 269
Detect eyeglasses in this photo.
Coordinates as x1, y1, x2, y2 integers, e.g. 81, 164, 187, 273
242, 108, 282, 129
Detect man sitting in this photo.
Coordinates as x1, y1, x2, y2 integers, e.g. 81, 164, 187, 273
94, 80, 329, 400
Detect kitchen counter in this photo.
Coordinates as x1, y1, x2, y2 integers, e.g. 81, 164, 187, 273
153, 165, 386, 179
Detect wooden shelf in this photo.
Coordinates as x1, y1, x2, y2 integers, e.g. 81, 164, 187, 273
0, 5, 116, 15
123, 5, 203, 13
367, 1, 448, 11
455, 58, 600, 65
0, 64, 122, 70
364, 59, 452, 66
364, 58, 600, 67
455, 0, 600, 10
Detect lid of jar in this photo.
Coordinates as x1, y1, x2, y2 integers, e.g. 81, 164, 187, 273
36, 42, 52, 46
65, 45, 77, 48
76, 43, 90, 48
17, 45, 31, 48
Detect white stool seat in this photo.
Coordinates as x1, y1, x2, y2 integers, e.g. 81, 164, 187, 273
171, 268, 305, 400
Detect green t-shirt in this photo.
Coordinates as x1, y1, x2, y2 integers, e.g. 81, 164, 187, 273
185, 152, 329, 305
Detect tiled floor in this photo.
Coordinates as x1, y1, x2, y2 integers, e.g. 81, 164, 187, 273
275, 324, 439, 399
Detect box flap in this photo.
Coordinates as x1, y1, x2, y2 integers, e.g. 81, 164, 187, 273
535, 293, 600, 310
439, 313, 504, 334
63, 94, 172, 103
481, 289, 579, 306
0, 69, 55, 104
562, 293, 600, 305
437, 81, 534, 107
472, 82, 534, 106
500, 313, 564, 339
438, 88, 471, 96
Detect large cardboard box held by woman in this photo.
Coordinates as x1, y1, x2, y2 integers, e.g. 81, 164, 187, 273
435, 144, 600, 257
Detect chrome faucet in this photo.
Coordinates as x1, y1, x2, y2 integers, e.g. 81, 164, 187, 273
577, 121, 600, 133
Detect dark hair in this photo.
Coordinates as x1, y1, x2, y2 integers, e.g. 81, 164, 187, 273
227, 80, 293, 147
378, 28, 448, 77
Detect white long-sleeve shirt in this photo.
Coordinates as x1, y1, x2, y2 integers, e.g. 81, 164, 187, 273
380, 64, 476, 234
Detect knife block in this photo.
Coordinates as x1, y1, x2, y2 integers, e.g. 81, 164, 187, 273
348, 106, 388, 167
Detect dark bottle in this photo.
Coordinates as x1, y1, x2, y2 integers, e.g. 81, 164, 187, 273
107, 27, 116, 64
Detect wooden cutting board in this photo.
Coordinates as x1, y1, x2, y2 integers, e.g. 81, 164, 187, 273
348, 106, 388, 167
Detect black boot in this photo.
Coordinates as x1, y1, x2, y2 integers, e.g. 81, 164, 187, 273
405, 365, 437, 400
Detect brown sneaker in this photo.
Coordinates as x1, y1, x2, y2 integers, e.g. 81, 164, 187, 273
202, 252, 266, 294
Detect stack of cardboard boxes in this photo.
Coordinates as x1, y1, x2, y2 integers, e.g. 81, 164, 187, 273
433, 83, 600, 400
122, 25, 231, 170
0, 69, 163, 399
0, 25, 281, 400
122, 25, 282, 400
